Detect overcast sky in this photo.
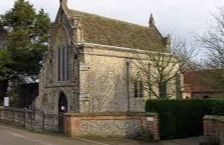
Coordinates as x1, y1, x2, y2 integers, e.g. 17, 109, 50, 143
0, 0, 222, 44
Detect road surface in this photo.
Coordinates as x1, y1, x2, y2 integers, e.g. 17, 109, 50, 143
0, 123, 199, 145
0, 124, 109, 145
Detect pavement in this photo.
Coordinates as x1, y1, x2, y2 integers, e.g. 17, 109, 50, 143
0, 123, 199, 145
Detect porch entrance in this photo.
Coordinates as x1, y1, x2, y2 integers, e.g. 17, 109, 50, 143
58, 92, 68, 132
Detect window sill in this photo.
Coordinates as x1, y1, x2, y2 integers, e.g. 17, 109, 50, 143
133, 97, 145, 100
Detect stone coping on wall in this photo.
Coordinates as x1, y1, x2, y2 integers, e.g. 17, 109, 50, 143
65, 112, 157, 117
204, 115, 224, 123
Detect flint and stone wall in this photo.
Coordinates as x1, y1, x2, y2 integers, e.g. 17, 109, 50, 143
79, 44, 180, 113
64, 112, 160, 140
203, 115, 224, 145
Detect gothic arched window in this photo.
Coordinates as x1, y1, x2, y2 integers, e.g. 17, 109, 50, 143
58, 45, 69, 81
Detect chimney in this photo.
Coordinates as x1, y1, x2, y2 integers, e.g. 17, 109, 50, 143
164, 34, 171, 51
60, 0, 68, 6
149, 13, 155, 27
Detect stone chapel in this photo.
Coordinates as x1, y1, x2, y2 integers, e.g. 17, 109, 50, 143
35, 0, 175, 114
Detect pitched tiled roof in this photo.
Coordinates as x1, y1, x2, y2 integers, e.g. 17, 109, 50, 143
69, 10, 167, 51
184, 70, 223, 93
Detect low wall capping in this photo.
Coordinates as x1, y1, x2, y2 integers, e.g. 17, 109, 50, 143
204, 115, 224, 123
65, 112, 157, 117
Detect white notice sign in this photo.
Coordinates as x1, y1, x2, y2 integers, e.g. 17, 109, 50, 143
4, 97, 9, 107
147, 117, 154, 122
61, 106, 65, 111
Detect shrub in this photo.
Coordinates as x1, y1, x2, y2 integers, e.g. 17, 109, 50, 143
10, 83, 38, 108
145, 99, 224, 139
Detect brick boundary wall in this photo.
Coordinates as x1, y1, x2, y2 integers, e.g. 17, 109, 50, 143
64, 112, 160, 141
203, 115, 224, 145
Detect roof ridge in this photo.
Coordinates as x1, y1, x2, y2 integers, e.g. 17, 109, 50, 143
69, 9, 151, 29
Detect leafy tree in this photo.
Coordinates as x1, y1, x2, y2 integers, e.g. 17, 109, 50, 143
0, 0, 50, 104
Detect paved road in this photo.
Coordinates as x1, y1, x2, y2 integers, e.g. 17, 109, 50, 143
0, 123, 199, 145
0, 124, 108, 145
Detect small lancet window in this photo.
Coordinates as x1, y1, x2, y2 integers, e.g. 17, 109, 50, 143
134, 72, 144, 98
58, 45, 69, 82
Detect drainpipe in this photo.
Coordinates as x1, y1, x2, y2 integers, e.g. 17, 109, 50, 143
126, 61, 130, 112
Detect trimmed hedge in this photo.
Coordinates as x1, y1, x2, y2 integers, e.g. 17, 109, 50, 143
145, 99, 224, 139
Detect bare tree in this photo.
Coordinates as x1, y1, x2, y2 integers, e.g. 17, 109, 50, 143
131, 37, 196, 99
198, 7, 224, 68
197, 6, 224, 92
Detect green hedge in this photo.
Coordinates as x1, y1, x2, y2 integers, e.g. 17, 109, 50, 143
145, 99, 224, 139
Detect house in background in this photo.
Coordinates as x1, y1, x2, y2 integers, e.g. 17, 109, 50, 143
183, 70, 224, 99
